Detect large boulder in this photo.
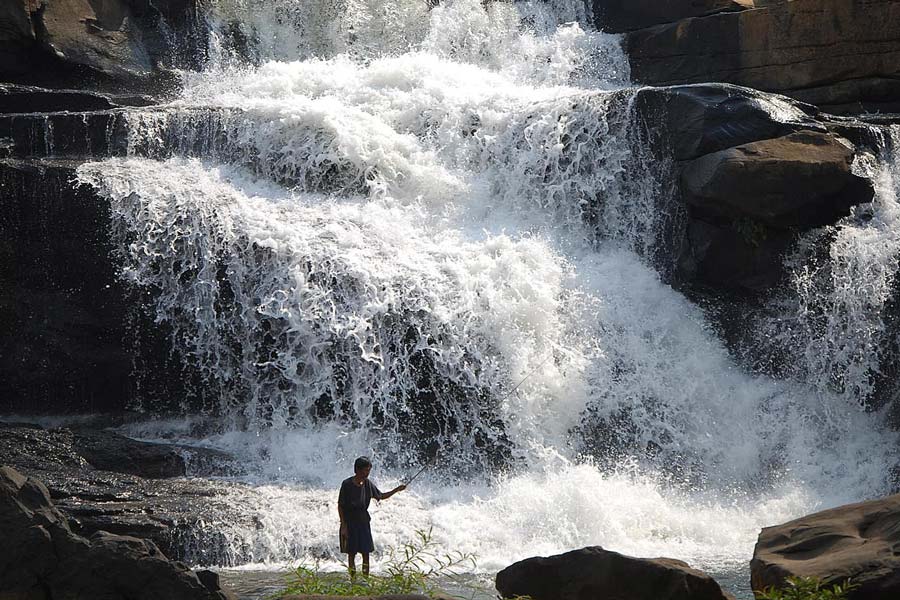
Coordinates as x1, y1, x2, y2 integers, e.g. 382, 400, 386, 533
623, 0, 900, 112
495, 546, 734, 600
633, 83, 823, 161
751, 494, 900, 599
681, 131, 873, 228
0, 465, 235, 600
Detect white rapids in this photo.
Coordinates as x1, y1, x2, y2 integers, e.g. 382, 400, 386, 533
74, 1, 899, 597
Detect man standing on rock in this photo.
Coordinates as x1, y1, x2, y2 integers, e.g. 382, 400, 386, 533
338, 456, 406, 576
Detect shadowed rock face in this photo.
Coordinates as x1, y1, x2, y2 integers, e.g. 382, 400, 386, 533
496, 546, 735, 600
612, 0, 900, 113
0, 158, 132, 414
751, 494, 900, 599
0, 464, 236, 600
0, 0, 203, 93
592, 0, 751, 33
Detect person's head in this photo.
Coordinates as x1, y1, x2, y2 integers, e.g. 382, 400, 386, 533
354, 456, 372, 478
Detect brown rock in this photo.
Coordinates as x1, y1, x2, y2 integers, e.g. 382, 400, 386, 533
495, 546, 734, 600
751, 494, 900, 599
38, 0, 154, 79
592, 0, 752, 34
626, 0, 900, 110
681, 131, 874, 228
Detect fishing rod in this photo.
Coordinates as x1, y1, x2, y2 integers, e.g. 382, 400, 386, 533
499, 353, 554, 404
403, 454, 437, 486
402, 352, 555, 486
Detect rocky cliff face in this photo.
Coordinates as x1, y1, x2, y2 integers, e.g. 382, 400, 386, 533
603, 0, 900, 114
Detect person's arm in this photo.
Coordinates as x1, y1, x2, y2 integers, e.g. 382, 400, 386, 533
371, 480, 406, 501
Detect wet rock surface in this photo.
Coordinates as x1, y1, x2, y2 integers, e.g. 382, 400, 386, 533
752, 494, 900, 599
495, 546, 735, 600
0, 464, 236, 600
0, 422, 251, 562
0, 158, 131, 414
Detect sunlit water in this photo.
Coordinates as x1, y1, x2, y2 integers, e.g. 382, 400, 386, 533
69, 1, 900, 598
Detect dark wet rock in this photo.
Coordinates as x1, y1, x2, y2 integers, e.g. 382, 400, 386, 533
0, 84, 115, 113
0, 423, 250, 562
681, 131, 873, 228
0, 465, 236, 600
496, 546, 734, 600
624, 0, 900, 112
70, 429, 187, 478
0, 158, 131, 414
0, 110, 129, 159
0, 84, 161, 115
0, 0, 203, 94
592, 0, 749, 34
633, 84, 822, 162
751, 494, 900, 599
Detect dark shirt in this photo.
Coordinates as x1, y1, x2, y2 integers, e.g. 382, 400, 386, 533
338, 476, 384, 523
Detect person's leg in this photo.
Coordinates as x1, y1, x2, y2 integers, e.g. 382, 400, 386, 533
362, 552, 370, 576
348, 552, 357, 577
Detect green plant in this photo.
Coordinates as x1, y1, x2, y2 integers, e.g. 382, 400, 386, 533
274, 527, 477, 598
754, 576, 857, 600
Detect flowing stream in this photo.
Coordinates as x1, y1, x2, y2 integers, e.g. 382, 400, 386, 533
72, 1, 900, 597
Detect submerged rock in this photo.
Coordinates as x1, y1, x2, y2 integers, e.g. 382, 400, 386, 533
70, 428, 187, 478
751, 494, 900, 599
0, 465, 236, 600
495, 546, 734, 600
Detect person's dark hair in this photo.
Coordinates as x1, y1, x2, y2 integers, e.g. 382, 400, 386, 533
354, 456, 372, 472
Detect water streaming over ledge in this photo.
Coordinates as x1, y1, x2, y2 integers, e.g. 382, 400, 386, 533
70, 0, 899, 596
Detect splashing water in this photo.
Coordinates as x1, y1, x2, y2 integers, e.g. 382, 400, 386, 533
75, 1, 898, 596
755, 127, 900, 405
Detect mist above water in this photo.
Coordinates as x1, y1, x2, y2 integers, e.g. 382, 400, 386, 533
75, 0, 899, 595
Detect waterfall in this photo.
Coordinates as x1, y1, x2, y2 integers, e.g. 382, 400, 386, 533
74, 0, 898, 594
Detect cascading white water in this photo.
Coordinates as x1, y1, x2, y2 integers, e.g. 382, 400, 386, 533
75, 1, 899, 596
